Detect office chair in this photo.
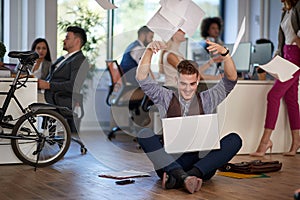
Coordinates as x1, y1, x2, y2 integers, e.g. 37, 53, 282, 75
54, 91, 87, 154
105, 60, 151, 141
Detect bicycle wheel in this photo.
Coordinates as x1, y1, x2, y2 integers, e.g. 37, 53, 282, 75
11, 109, 71, 167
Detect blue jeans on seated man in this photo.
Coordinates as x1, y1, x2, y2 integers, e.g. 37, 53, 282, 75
137, 128, 242, 181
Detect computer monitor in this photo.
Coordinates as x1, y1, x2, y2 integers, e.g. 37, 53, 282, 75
223, 42, 252, 73
250, 43, 273, 65
3, 63, 17, 71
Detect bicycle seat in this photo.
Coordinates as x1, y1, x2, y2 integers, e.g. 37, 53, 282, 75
8, 51, 39, 65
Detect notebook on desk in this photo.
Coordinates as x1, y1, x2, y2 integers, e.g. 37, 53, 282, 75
162, 114, 220, 153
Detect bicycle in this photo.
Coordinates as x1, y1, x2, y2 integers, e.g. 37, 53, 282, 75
0, 51, 72, 169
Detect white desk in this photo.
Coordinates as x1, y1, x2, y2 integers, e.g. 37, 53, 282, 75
217, 80, 296, 154
0, 78, 38, 164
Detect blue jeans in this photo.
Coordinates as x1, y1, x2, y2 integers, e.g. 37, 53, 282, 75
137, 128, 242, 180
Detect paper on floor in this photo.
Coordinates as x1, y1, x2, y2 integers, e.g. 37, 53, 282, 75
98, 170, 151, 179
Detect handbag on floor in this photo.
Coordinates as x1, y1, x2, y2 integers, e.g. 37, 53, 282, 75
218, 160, 282, 174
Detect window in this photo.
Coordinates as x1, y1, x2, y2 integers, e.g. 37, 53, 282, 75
57, 0, 107, 69
112, 0, 221, 64
57, 0, 221, 69
0, 0, 2, 42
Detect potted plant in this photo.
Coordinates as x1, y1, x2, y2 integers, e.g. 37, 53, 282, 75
0, 41, 6, 66
57, 3, 105, 79
57, 3, 106, 96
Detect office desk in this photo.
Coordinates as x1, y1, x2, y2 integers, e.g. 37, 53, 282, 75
0, 78, 37, 164
216, 80, 296, 154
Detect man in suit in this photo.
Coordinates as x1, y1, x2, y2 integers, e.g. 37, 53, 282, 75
120, 26, 154, 84
38, 26, 89, 132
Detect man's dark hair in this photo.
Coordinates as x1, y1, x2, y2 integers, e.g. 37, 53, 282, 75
67, 26, 87, 47
200, 17, 223, 38
137, 26, 153, 37
256, 38, 274, 54
177, 60, 199, 77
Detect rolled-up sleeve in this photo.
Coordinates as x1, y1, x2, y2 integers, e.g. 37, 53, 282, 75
137, 76, 173, 117
201, 76, 237, 114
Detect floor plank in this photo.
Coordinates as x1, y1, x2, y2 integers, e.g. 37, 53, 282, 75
0, 130, 299, 200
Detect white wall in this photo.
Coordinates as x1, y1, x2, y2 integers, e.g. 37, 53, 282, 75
3, 0, 57, 63
223, 0, 282, 50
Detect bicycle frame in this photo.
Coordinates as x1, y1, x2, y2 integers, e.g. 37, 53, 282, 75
0, 51, 73, 168
0, 62, 39, 139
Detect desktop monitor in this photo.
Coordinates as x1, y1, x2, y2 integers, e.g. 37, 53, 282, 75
3, 63, 17, 71
250, 43, 273, 65
223, 42, 252, 73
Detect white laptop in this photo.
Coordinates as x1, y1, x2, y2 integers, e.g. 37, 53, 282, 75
162, 114, 220, 153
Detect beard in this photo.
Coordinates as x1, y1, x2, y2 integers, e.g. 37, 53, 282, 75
143, 40, 150, 47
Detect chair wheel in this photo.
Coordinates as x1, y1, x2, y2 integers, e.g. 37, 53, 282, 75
108, 132, 115, 140
81, 147, 87, 154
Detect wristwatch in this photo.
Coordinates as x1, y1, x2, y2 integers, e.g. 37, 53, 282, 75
221, 46, 229, 57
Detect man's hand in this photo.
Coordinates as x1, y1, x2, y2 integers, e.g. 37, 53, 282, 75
206, 40, 237, 81
146, 41, 167, 54
206, 40, 228, 56
38, 79, 50, 89
136, 41, 167, 81
293, 36, 300, 49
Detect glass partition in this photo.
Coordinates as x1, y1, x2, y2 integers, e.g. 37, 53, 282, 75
57, 0, 221, 69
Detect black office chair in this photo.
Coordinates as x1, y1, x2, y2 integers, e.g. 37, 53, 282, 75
105, 60, 151, 140
54, 91, 87, 154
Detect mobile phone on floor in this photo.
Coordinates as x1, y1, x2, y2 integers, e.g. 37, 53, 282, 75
115, 179, 135, 185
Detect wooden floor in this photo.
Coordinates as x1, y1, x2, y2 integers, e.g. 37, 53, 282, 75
0, 130, 299, 200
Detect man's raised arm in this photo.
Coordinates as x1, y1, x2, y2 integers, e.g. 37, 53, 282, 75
136, 41, 166, 81
206, 40, 237, 81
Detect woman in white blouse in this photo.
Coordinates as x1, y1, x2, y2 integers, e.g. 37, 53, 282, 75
251, 0, 300, 157
158, 30, 186, 88
30, 38, 52, 80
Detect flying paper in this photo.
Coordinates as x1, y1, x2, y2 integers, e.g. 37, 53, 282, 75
147, 0, 205, 41
259, 55, 299, 82
231, 17, 246, 56
95, 0, 117, 9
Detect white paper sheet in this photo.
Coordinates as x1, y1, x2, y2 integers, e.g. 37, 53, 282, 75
231, 17, 246, 56
147, 0, 205, 41
98, 170, 151, 179
159, 0, 191, 20
180, 1, 205, 37
95, 0, 117, 10
147, 9, 179, 41
259, 55, 299, 82
159, 6, 186, 27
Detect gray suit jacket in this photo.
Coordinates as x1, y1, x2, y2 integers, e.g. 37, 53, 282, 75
276, 1, 300, 56
40, 60, 51, 80
45, 50, 89, 109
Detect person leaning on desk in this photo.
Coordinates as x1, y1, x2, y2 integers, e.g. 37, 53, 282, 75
135, 39, 242, 194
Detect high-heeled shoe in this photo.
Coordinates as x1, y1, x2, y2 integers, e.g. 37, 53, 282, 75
250, 140, 273, 157
283, 144, 300, 156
